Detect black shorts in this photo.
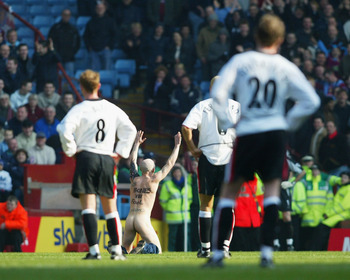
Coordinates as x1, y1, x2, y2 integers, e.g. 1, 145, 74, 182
230, 130, 287, 182
198, 154, 225, 196
72, 151, 116, 198
279, 188, 292, 212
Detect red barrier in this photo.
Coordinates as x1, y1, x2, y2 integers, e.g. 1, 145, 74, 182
327, 229, 350, 251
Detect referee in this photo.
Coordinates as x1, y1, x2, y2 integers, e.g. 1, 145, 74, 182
57, 70, 136, 260
182, 76, 240, 258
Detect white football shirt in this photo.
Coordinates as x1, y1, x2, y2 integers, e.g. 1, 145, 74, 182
211, 51, 320, 137
182, 98, 240, 165
57, 99, 137, 158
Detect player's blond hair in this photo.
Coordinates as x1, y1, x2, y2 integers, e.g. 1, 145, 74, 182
79, 70, 100, 93
140, 159, 155, 174
255, 14, 285, 47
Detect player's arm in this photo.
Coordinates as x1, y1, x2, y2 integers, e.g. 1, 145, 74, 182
56, 110, 78, 157
129, 130, 146, 181
181, 126, 202, 158
154, 132, 182, 183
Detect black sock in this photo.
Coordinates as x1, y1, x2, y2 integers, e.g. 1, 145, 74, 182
199, 216, 211, 250
283, 221, 293, 240
213, 207, 234, 251
107, 218, 120, 245
82, 213, 98, 246
261, 204, 279, 247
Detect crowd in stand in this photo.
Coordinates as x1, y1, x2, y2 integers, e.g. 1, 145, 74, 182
0, 0, 350, 251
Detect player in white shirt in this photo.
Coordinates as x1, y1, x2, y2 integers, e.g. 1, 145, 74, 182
182, 76, 240, 258
57, 70, 137, 260
206, 14, 320, 267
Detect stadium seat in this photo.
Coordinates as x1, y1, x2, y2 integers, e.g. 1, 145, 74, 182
111, 49, 126, 61
116, 73, 131, 88
55, 16, 76, 25
115, 59, 136, 75
29, 5, 47, 16
17, 27, 33, 39
11, 5, 27, 15
39, 27, 50, 38
50, 5, 66, 17
100, 70, 118, 86
74, 49, 89, 70
48, 0, 68, 5
20, 37, 35, 49
33, 16, 54, 28
27, 0, 46, 5
8, 0, 26, 4
117, 194, 130, 219
100, 84, 113, 99
76, 16, 91, 31
74, 70, 84, 80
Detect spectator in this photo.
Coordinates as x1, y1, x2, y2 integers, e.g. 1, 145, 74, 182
25, 94, 44, 124
83, 1, 117, 70
144, 23, 169, 77
48, 9, 80, 76
214, 0, 241, 24
295, 17, 316, 51
196, 13, 221, 81
334, 89, 350, 135
55, 92, 75, 121
115, 0, 143, 35
37, 82, 60, 109
34, 106, 59, 140
224, 9, 242, 37
32, 39, 60, 93
5, 29, 20, 57
16, 44, 33, 80
146, 0, 184, 33
326, 46, 343, 71
0, 44, 10, 76
321, 96, 338, 124
8, 149, 28, 205
281, 32, 300, 61
0, 94, 14, 122
0, 195, 29, 252
314, 65, 326, 98
229, 19, 254, 56
207, 28, 230, 77
0, 129, 13, 157
28, 132, 56, 165
0, 78, 7, 95
339, 43, 350, 79
1, 138, 18, 171
309, 116, 328, 163
10, 80, 32, 112
15, 120, 36, 152
246, 3, 262, 31
159, 165, 193, 252
3, 57, 24, 94
122, 22, 146, 69
318, 25, 347, 57
170, 63, 187, 89
323, 69, 346, 97
0, 160, 12, 202
315, 51, 327, 67
170, 75, 201, 116
7, 106, 28, 137
319, 120, 350, 175
300, 164, 338, 251
165, 31, 196, 76
180, 23, 197, 67
230, 175, 263, 251
319, 171, 350, 250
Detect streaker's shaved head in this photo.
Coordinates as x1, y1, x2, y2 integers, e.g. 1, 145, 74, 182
140, 159, 155, 173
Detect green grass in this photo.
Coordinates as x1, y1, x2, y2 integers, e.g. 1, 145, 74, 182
1, 252, 350, 280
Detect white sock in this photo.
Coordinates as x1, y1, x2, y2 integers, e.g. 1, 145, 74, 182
287, 238, 293, 246
89, 244, 100, 255
201, 242, 210, 251
261, 245, 273, 260
111, 245, 122, 255
273, 239, 280, 247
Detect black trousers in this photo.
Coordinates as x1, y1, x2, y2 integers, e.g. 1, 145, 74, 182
230, 227, 260, 251
0, 229, 23, 252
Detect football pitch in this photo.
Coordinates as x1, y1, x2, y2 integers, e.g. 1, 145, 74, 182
1, 252, 350, 280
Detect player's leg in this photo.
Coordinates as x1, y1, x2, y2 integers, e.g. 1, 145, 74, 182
101, 195, 125, 260
135, 218, 162, 253
122, 216, 137, 253
198, 193, 214, 257
80, 193, 101, 259
282, 211, 294, 250
260, 179, 281, 267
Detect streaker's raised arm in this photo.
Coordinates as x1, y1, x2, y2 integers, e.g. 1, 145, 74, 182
154, 132, 182, 182
129, 130, 146, 181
